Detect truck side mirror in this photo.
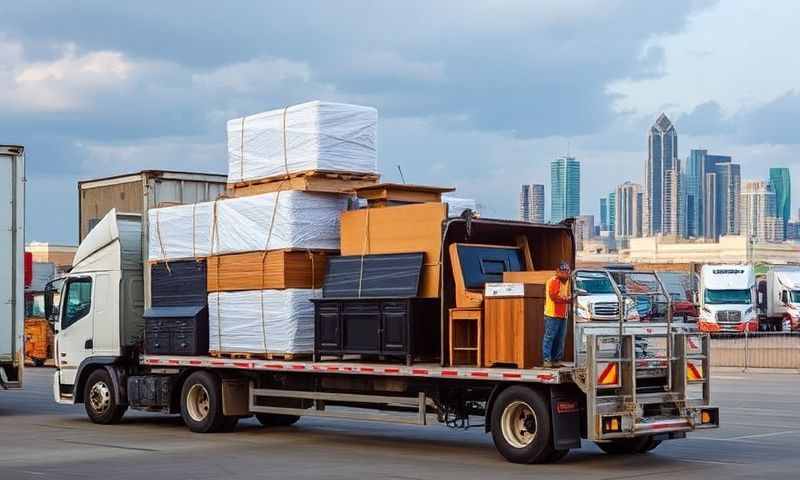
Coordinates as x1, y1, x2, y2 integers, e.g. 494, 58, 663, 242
44, 279, 61, 325
574, 287, 589, 296
781, 291, 789, 305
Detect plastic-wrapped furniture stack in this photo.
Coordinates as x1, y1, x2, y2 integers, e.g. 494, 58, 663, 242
147, 100, 380, 358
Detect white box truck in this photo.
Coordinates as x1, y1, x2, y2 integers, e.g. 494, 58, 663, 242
697, 264, 757, 333
756, 266, 800, 332
45, 210, 718, 464
1, 145, 25, 390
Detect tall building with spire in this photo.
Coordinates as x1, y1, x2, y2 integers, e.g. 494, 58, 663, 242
644, 113, 678, 236
550, 156, 580, 223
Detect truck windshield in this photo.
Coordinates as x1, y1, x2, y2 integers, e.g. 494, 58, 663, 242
705, 289, 751, 305
575, 272, 615, 294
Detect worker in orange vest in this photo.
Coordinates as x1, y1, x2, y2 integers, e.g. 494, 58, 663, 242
542, 261, 572, 368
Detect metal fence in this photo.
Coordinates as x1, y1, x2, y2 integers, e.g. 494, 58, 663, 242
710, 332, 800, 370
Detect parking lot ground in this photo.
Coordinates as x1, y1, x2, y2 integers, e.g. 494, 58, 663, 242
1, 368, 799, 480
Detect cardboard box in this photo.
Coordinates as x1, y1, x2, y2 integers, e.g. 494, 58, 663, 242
340, 203, 447, 298
207, 250, 329, 292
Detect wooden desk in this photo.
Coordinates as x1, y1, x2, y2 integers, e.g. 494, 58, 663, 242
484, 284, 545, 369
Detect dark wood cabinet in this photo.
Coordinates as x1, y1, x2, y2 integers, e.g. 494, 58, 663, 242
312, 298, 439, 365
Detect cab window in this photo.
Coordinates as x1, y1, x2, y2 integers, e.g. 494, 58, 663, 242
62, 278, 92, 330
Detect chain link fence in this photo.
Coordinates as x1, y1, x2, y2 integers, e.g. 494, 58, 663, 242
710, 332, 800, 369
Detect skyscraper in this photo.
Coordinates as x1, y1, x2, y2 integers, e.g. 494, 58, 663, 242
662, 160, 682, 236
685, 149, 707, 237
703, 172, 718, 239
519, 184, 545, 223
769, 167, 791, 240
574, 215, 595, 251
608, 192, 617, 236
741, 180, 782, 242
716, 162, 741, 235
615, 181, 643, 243
600, 198, 608, 230
550, 156, 580, 223
644, 113, 678, 236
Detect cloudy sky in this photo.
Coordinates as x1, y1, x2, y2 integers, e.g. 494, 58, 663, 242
2, 0, 799, 244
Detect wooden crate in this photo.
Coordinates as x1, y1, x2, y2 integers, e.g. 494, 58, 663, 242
354, 183, 454, 207
207, 250, 330, 292
340, 202, 447, 298
226, 169, 380, 196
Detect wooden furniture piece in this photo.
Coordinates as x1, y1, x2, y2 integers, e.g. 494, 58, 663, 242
207, 249, 330, 292
226, 170, 380, 196
340, 202, 448, 298
448, 308, 482, 367
448, 243, 524, 308
144, 305, 209, 356
312, 298, 440, 365
354, 183, 455, 208
502, 270, 556, 284
483, 283, 546, 369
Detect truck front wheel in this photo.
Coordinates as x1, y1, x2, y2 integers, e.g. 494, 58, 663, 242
84, 369, 127, 424
490, 386, 556, 464
180, 371, 238, 433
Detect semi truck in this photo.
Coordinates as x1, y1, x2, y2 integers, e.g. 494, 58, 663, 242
45, 210, 718, 464
756, 266, 800, 331
1, 145, 25, 390
697, 264, 757, 333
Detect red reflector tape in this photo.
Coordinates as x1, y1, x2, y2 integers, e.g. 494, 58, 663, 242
412, 369, 428, 375
168, 359, 180, 364
360, 367, 375, 373
233, 362, 250, 368
290, 364, 305, 370
384, 368, 400, 374
503, 372, 522, 379
537, 374, 556, 382
189, 360, 203, 365
210, 361, 226, 366
263, 364, 283, 369
471, 371, 489, 378
441, 370, 458, 377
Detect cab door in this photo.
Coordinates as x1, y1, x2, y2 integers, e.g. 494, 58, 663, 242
56, 275, 94, 387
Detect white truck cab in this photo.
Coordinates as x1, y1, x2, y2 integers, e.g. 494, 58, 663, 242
573, 271, 638, 322
697, 265, 756, 333
757, 266, 800, 332
48, 210, 143, 404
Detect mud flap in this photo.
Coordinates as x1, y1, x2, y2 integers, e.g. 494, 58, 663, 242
550, 385, 582, 450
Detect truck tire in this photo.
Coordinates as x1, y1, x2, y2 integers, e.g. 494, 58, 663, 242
596, 436, 659, 454
180, 371, 238, 433
490, 386, 555, 464
84, 369, 127, 424
255, 413, 300, 427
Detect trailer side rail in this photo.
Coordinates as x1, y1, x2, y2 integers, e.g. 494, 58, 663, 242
142, 355, 568, 384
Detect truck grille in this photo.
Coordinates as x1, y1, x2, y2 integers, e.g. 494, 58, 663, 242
593, 302, 620, 317
716, 310, 741, 324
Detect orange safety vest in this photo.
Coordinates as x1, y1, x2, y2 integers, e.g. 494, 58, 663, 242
544, 276, 571, 318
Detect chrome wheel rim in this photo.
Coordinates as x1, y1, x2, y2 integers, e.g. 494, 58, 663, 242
186, 384, 211, 422
501, 400, 537, 448
89, 381, 112, 415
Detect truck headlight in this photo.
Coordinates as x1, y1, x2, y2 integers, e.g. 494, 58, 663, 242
745, 306, 753, 315
576, 305, 591, 320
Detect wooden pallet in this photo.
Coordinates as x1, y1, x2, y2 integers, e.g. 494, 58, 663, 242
227, 170, 380, 196
209, 350, 311, 361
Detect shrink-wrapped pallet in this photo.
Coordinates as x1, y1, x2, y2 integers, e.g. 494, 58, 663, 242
148, 191, 348, 261
226, 101, 378, 184
208, 289, 318, 354
443, 196, 478, 217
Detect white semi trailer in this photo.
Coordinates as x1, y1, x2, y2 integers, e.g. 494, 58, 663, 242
45, 210, 718, 464
1, 145, 25, 390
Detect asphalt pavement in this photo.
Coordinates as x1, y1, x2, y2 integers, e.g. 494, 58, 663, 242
1, 368, 799, 480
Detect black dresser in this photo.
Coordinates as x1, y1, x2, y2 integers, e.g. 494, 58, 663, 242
312, 252, 440, 365
144, 260, 209, 356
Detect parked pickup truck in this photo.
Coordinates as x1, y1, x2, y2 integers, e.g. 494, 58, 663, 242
45, 210, 718, 464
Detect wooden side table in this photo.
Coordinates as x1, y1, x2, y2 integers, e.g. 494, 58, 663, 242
448, 308, 483, 367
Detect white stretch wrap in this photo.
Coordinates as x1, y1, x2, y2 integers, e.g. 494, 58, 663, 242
443, 196, 478, 216
148, 191, 348, 261
208, 289, 318, 354
226, 101, 378, 183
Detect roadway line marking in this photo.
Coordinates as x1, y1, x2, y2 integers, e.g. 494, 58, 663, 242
727, 430, 798, 440
677, 458, 748, 466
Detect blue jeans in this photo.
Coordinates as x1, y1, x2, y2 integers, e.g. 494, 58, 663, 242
542, 315, 567, 363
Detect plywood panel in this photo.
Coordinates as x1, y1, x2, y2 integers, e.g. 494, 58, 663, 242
80, 180, 143, 240
207, 250, 329, 292
503, 271, 556, 284
340, 203, 446, 298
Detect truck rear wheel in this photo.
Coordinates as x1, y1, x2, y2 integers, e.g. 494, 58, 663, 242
255, 413, 300, 427
84, 369, 127, 424
490, 386, 555, 464
180, 371, 238, 433
596, 436, 660, 454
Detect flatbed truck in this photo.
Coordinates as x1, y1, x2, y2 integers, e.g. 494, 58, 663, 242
45, 210, 718, 464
